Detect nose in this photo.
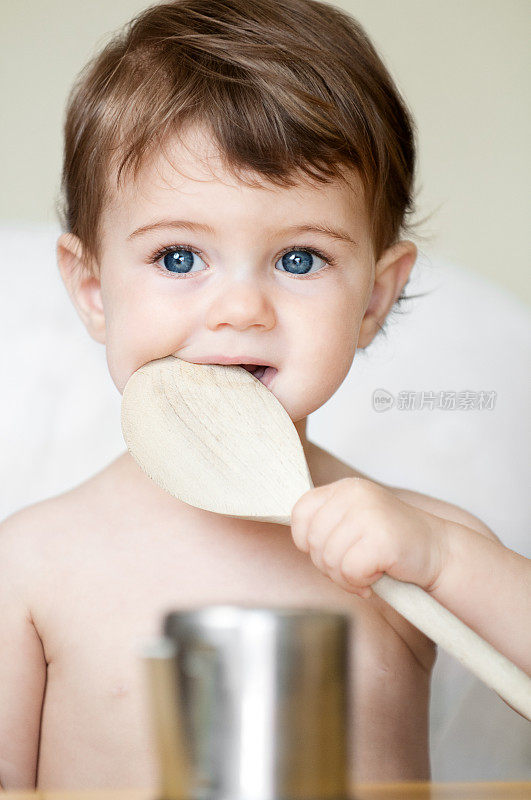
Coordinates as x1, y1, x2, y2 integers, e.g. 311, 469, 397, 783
205, 280, 276, 332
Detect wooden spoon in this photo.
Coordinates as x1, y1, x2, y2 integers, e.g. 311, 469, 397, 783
121, 355, 531, 719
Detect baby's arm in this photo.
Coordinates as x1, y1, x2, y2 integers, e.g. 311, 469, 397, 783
0, 513, 47, 789
383, 487, 531, 676
423, 509, 531, 675
290, 478, 531, 677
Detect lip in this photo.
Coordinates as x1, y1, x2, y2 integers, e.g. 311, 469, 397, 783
174, 354, 278, 389
176, 354, 276, 368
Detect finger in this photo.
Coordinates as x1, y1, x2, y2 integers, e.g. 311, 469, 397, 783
327, 572, 368, 596
306, 503, 356, 571
321, 518, 364, 574
340, 539, 386, 591
315, 521, 370, 597
290, 483, 342, 552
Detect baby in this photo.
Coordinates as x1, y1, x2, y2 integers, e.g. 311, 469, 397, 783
1, 0, 529, 791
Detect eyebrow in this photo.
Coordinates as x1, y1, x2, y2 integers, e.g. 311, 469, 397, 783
127, 218, 358, 247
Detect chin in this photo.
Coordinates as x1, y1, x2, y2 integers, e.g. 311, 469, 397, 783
270, 378, 324, 422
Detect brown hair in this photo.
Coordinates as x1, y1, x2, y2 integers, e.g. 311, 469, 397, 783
57, 0, 427, 298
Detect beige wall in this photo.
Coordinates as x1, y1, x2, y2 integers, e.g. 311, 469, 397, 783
1, 0, 529, 303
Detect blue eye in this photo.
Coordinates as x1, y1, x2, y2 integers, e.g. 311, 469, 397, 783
158, 247, 206, 275
275, 249, 328, 275
151, 245, 333, 277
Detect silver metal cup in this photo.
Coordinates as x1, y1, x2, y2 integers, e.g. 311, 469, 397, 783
142, 605, 353, 800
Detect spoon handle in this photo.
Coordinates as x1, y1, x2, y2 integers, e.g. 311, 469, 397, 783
371, 574, 531, 719
276, 512, 531, 717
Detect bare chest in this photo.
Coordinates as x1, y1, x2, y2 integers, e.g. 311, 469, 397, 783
34, 519, 353, 785
40, 514, 362, 669
34, 507, 431, 786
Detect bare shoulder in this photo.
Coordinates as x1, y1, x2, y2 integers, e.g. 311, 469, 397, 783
0, 454, 128, 570
308, 442, 500, 544
0, 493, 73, 564
0, 507, 39, 599
0, 494, 76, 637
385, 485, 501, 544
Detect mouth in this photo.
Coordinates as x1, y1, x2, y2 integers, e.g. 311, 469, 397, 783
175, 355, 278, 388
239, 364, 277, 388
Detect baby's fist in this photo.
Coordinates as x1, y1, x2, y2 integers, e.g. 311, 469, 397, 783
290, 477, 445, 598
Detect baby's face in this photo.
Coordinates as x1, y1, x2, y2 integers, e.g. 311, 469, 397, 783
61, 125, 411, 423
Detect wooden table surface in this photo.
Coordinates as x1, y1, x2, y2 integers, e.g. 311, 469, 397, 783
2, 784, 530, 799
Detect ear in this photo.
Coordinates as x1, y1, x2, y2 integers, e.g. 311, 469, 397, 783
357, 240, 417, 350
56, 233, 106, 344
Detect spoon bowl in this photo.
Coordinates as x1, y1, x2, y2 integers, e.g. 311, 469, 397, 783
121, 355, 312, 523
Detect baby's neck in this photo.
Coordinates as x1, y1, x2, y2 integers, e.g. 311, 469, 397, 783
114, 440, 324, 519
113, 449, 302, 542
293, 416, 310, 454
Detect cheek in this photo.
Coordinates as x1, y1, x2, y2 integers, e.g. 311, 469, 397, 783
101, 277, 194, 392
285, 285, 364, 402
298, 284, 364, 359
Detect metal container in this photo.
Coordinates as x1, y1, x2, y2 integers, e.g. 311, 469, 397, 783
142, 605, 353, 800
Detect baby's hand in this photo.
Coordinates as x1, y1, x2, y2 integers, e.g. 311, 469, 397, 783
290, 477, 448, 598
